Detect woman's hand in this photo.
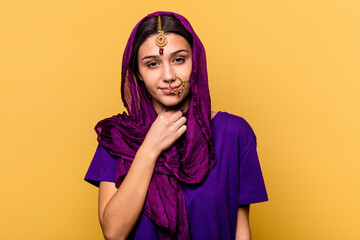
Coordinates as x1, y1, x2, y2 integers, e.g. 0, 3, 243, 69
142, 109, 187, 154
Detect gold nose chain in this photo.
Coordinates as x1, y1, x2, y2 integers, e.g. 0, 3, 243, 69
168, 77, 190, 101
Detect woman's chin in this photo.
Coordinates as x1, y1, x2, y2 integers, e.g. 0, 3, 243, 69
163, 100, 185, 109
158, 98, 188, 111
159, 95, 184, 105
152, 92, 191, 112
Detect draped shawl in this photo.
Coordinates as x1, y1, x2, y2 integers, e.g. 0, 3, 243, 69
95, 11, 215, 239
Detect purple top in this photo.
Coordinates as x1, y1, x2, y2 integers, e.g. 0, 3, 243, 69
85, 111, 268, 239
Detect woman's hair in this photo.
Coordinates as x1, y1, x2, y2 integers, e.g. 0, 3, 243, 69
130, 15, 193, 80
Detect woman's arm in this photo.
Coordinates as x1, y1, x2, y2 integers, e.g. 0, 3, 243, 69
98, 144, 158, 240
98, 110, 187, 240
235, 204, 251, 240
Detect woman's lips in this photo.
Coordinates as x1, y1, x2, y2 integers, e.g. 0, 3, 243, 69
160, 86, 180, 94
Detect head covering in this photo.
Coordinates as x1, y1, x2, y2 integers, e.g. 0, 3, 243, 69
94, 11, 215, 239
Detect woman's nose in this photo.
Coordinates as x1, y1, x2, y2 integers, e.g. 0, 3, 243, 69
161, 62, 176, 83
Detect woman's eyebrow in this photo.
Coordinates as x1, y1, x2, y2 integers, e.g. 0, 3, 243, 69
141, 49, 189, 62
141, 55, 158, 61
171, 49, 189, 56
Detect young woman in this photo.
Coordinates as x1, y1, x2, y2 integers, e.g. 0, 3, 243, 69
85, 11, 268, 240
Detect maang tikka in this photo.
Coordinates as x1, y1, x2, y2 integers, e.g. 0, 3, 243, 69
155, 15, 167, 56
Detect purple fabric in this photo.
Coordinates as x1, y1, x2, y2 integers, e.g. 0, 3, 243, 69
94, 11, 215, 239
85, 111, 268, 239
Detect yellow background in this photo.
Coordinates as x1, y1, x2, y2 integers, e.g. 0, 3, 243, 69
1, 0, 359, 239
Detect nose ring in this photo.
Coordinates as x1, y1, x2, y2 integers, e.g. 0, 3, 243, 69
168, 77, 190, 101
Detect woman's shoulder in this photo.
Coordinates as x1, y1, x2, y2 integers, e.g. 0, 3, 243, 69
211, 111, 257, 142
212, 111, 253, 128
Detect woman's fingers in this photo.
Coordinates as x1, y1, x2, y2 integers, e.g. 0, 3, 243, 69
173, 116, 187, 130
159, 110, 184, 125
163, 111, 187, 133
176, 124, 187, 138
169, 110, 183, 123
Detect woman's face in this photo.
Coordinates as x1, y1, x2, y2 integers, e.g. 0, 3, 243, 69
137, 33, 192, 114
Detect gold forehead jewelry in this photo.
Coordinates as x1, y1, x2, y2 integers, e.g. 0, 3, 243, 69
155, 15, 167, 56
168, 77, 190, 101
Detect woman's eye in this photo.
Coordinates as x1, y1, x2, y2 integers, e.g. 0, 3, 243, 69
174, 57, 185, 63
147, 62, 158, 68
